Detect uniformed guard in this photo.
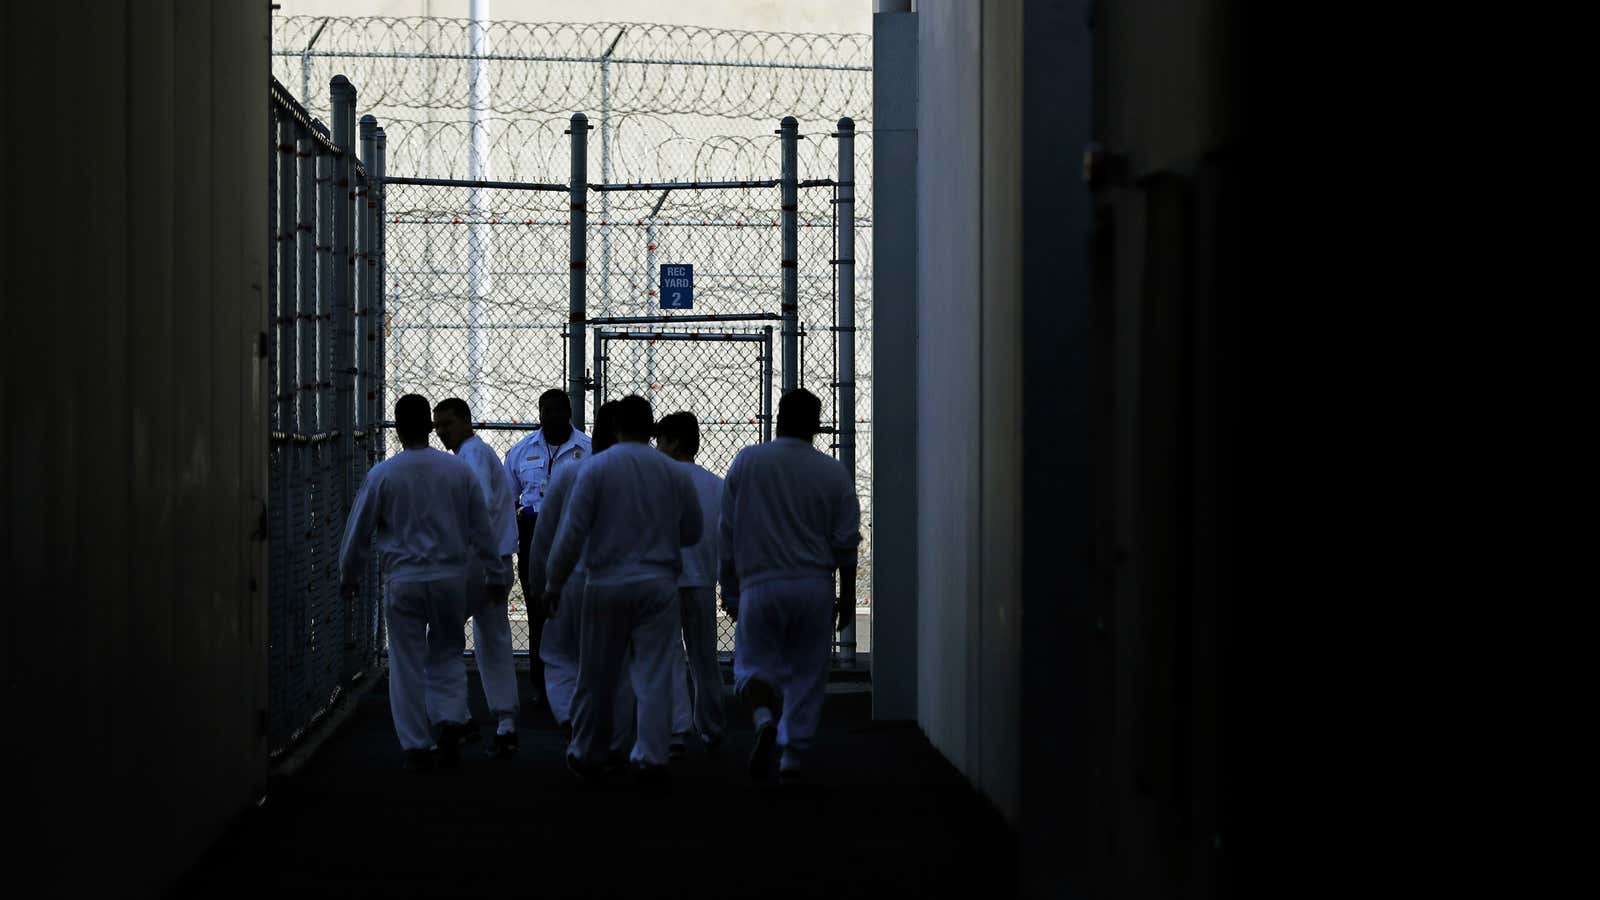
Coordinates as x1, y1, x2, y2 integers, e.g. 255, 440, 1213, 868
505, 388, 592, 705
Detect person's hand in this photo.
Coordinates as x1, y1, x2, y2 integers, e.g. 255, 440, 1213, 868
835, 596, 852, 633
542, 590, 562, 617
486, 583, 511, 606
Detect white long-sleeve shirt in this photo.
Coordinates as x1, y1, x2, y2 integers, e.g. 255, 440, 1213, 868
455, 434, 519, 558
338, 446, 499, 587
545, 441, 703, 591
719, 436, 861, 597
677, 461, 723, 589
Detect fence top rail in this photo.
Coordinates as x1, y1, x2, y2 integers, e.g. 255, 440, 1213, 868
599, 330, 769, 342
384, 175, 569, 191
590, 180, 780, 192
382, 420, 537, 431
589, 313, 780, 325
270, 76, 369, 177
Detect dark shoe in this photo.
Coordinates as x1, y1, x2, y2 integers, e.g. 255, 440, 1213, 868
634, 762, 671, 787
603, 751, 627, 777
435, 721, 472, 768
560, 721, 573, 744
777, 767, 806, 784
485, 731, 519, 759
748, 721, 778, 780
403, 748, 437, 772
566, 753, 603, 784
669, 741, 686, 761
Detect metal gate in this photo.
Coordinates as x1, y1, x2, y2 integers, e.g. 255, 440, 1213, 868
381, 112, 859, 659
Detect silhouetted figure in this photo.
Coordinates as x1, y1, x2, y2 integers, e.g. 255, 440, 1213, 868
339, 394, 499, 771
527, 400, 637, 755
721, 388, 861, 781
544, 395, 702, 782
655, 411, 728, 756
433, 397, 521, 758
506, 389, 591, 706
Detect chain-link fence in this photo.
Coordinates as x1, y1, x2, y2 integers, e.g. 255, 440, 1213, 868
267, 75, 389, 758
272, 15, 874, 661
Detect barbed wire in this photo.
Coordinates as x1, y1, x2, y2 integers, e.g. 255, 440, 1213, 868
273, 17, 871, 121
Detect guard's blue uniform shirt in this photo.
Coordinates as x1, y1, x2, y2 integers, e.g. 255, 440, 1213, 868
505, 427, 592, 516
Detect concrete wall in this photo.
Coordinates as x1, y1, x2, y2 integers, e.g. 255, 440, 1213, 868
1, 3, 270, 896
869, 9, 919, 722
902, 0, 1232, 895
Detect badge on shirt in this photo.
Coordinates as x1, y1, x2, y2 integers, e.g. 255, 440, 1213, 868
527, 455, 542, 463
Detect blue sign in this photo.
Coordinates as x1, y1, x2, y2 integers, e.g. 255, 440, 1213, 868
660, 264, 694, 309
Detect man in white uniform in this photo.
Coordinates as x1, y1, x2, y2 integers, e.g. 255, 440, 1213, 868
433, 397, 521, 759
527, 400, 636, 759
544, 395, 702, 782
655, 411, 727, 757
721, 389, 861, 781
339, 394, 500, 771
506, 389, 592, 705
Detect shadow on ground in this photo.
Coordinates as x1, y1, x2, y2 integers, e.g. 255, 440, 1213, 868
169, 665, 1017, 898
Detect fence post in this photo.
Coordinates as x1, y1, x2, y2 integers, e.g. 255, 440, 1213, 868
313, 121, 333, 438
780, 116, 799, 393
835, 117, 858, 666
372, 124, 388, 654
569, 112, 589, 430
360, 116, 378, 440
763, 325, 775, 443
331, 76, 358, 680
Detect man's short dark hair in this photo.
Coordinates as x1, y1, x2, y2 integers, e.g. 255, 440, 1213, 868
614, 394, 655, 438
433, 397, 470, 422
395, 394, 432, 442
537, 389, 570, 413
593, 400, 622, 452
776, 388, 822, 439
655, 411, 700, 458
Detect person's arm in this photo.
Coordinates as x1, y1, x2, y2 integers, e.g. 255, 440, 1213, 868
464, 470, 499, 575
503, 441, 524, 512
677, 467, 703, 549
545, 463, 597, 594
718, 456, 741, 618
338, 472, 380, 597
831, 470, 863, 632
526, 467, 571, 607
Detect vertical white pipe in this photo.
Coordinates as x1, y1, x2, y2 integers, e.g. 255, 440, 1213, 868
467, 0, 492, 416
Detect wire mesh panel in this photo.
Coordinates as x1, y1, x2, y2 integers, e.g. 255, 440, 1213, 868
267, 76, 388, 758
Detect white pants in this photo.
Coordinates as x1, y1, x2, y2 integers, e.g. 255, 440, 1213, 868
673, 586, 725, 742
543, 574, 637, 751
466, 558, 519, 720
387, 577, 469, 751
732, 575, 834, 762
570, 577, 678, 768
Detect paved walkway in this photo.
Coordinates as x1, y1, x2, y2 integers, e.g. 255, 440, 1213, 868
169, 664, 1016, 898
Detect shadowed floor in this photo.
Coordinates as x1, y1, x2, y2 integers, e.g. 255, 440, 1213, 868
169, 664, 1017, 899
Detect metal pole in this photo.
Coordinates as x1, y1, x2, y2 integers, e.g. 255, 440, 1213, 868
835, 117, 857, 666
360, 116, 379, 437
332, 76, 357, 505
592, 327, 605, 406
467, 0, 491, 416
645, 189, 667, 403
301, 17, 329, 109
277, 109, 297, 435
315, 121, 335, 436
301, 125, 320, 436
374, 125, 387, 462
763, 325, 775, 443
780, 116, 798, 393
600, 29, 622, 325
568, 112, 589, 431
